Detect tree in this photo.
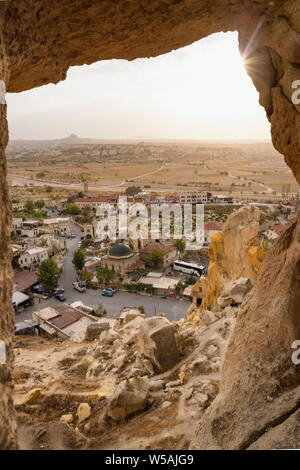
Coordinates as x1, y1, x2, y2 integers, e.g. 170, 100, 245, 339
95, 303, 107, 317
96, 267, 115, 286
150, 249, 164, 268
37, 258, 60, 292
35, 200, 45, 209
173, 239, 186, 254
25, 200, 35, 213
33, 210, 46, 219
125, 186, 141, 197
175, 282, 183, 295
72, 249, 86, 271
45, 186, 53, 193
80, 269, 93, 285
67, 202, 80, 215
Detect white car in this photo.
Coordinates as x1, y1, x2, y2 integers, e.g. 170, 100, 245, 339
73, 281, 86, 293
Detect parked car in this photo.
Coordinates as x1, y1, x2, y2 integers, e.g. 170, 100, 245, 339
71, 233, 76, 238
106, 288, 116, 294
55, 293, 66, 301
53, 288, 64, 296
102, 289, 113, 297
73, 281, 86, 293
15, 322, 37, 336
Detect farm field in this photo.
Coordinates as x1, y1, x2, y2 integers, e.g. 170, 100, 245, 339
7, 137, 299, 200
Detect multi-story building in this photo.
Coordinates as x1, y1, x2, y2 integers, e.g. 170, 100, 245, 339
41, 217, 70, 236
12, 201, 25, 212
11, 217, 23, 234
179, 191, 214, 204
140, 242, 177, 268
75, 195, 119, 211
20, 221, 40, 238
19, 246, 49, 269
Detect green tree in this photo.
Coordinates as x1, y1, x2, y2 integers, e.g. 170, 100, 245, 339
96, 267, 115, 286
37, 258, 60, 292
67, 202, 80, 215
262, 239, 271, 252
35, 200, 45, 209
72, 249, 86, 271
95, 303, 107, 317
150, 249, 164, 268
80, 268, 93, 285
33, 210, 47, 219
173, 239, 186, 253
25, 200, 35, 213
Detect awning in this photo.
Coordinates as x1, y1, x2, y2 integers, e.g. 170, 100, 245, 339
12, 291, 30, 306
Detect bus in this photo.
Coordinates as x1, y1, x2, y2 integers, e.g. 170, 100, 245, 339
173, 260, 205, 277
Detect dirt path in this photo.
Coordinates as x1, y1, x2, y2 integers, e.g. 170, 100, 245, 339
9, 164, 166, 192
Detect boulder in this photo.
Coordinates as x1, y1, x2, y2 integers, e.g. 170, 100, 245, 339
218, 277, 253, 306
100, 329, 120, 345
119, 308, 146, 325
107, 376, 149, 422
85, 322, 109, 341
19, 388, 44, 405
138, 317, 181, 372
122, 316, 145, 345
60, 414, 73, 424
76, 403, 91, 424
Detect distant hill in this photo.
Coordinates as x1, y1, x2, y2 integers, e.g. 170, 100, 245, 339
7, 135, 274, 151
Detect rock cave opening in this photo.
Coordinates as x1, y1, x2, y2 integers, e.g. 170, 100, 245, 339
0, 0, 299, 450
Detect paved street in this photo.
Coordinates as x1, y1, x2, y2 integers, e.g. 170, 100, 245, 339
16, 218, 191, 323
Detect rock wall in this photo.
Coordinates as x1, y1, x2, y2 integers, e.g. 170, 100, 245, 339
200, 206, 266, 312
0, 26, 17, 449
191, 210, 300, 449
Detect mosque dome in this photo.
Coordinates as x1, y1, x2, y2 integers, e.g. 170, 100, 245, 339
108, 243, 134, 259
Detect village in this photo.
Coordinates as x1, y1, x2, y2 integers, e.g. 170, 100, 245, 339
11, 186, 298, 343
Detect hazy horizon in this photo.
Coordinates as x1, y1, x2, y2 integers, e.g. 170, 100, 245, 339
7, 32, 271, 142
8, 135, 272, 144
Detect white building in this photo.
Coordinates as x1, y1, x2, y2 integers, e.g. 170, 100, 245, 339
12, 201, 25, 211
19, 246, 48, 269
12, 217, 23, 233
179, 191, 214, 204
42, 217, 70, 236
20, 227, 40, 238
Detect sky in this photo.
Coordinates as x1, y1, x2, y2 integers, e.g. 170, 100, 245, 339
7, 32, 271, 142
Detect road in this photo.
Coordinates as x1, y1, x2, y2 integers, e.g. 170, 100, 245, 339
16, 218, 191, 323
9, 163, 166, 191
228, 173, 273, 194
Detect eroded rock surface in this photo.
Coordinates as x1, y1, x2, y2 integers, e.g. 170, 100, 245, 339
191, 211, 300, 450
138, 317, 182, 373
12, 306, 236, 449
196, 205, 265, 313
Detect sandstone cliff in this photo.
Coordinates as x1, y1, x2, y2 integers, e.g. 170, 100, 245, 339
190, 205, 266, 316
191, 210, 300, 449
